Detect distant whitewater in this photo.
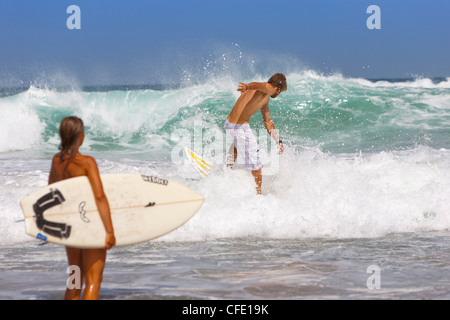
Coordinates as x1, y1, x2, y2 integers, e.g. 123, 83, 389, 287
1, 71, 450, 245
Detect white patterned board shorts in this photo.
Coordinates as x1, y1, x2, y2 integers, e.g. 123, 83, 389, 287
224, 119, 263, 171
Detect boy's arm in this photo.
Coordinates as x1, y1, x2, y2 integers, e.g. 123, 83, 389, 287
261, 103, 283, 151
238, 82, 277, 95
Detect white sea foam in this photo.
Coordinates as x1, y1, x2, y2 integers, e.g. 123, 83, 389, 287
5, 146, 450, 246
0, 92, 45, 152
160, 145, 450, 241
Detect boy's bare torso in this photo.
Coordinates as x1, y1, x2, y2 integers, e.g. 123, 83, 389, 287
226, 90, 271, 124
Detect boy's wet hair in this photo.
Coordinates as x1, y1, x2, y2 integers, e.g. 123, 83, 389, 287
268, 73, 287, 92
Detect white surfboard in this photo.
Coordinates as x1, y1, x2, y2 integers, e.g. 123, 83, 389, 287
20, 174, 204, 248
185, 147, 211, 178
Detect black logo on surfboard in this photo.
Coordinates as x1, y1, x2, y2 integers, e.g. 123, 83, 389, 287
32, 189, 71, 239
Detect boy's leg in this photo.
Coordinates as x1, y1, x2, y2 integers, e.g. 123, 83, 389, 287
226, 143, 237, 168
251, 168, 262, 195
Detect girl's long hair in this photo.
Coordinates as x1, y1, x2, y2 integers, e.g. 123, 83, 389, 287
58, 116, 84, 163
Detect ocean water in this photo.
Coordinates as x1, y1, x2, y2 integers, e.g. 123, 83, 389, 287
1, 71, 450, 300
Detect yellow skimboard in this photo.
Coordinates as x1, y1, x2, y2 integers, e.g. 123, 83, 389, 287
184, 147, 211, 178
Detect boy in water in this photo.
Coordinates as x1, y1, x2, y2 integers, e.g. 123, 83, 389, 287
224, 73, 287, 194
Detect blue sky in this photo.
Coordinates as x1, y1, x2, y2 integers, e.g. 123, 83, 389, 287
0, 0, 449, 86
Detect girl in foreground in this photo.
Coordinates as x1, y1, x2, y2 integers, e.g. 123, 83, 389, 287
48, 116, 116, 300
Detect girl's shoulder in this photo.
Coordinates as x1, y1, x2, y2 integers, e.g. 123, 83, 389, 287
74, 153, 98, 168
